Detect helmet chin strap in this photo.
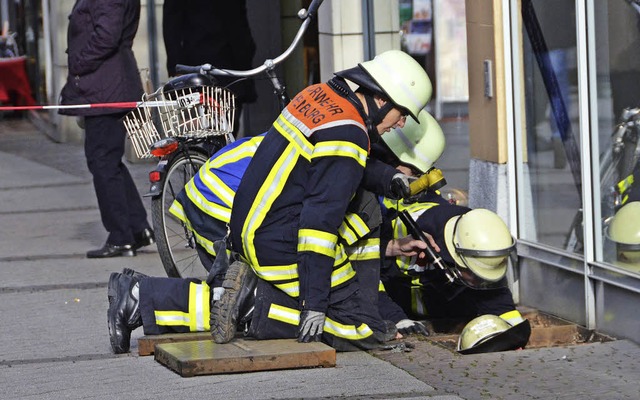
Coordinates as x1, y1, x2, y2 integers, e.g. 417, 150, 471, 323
326, 77, 395, 145
362, 92, 394, 144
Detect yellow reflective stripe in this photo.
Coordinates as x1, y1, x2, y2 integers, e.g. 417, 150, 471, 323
391, 215, 414, 273
169, 199, 185, 221
338, 222, 358, 245
500, 310, 525, 326
169, 200, 218, 256
154, 310, 190, 326
197, 165, 235, 208
274, 113, 314, 161
346, 238, 380, 261
383, 198, 440, 214
338, 213, 371, 245
311, 141, 367, 168
344, 213, 370, 238
242, 143, 299, 266
410, 279, 427, 317
331, 262, 356, 287
298, 228, 337, 257
252, 263, 298, 282
266, 304, 373, 340
184, 179, 232, 223
188, 282, 210, 331
155, 282, 210, 331
275, 281, 300, 297
334, 244, 349, 264
208, 135, 264, 168
324, 319, 373, 340
267, 303, 300, 325
617, 174, 634, 194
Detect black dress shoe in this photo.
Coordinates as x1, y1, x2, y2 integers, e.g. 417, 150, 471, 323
87, 243, 135, 258
133, 228, 155, 250
107, 272, 143, 354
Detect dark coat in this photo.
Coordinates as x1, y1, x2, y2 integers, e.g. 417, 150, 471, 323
59, 0, 144, 116
162, 0, 257, 103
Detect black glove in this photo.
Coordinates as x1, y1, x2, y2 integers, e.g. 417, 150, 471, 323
396, 319, 429, 336
389, 173, 413, 200
297, 310, 326, 342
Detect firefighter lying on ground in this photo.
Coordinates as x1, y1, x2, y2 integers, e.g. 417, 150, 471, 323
106, 50, 433, 353
370, 126, 532, 353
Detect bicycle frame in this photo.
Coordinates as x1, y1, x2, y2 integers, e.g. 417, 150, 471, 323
145, 0, 324, 278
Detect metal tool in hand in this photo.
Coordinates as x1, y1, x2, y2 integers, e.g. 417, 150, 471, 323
398, 210, 457, 283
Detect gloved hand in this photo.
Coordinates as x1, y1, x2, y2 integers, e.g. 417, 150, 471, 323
297, 310, 326, 342
212, 287, 225, 302
389, 173, 413, 200
396, 319, 429, 336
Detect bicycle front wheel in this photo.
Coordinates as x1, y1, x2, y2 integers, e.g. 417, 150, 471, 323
151, 150, 208, 279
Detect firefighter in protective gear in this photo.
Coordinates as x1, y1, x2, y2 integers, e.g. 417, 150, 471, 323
607, 201, 640, 266
457, 314, 531, 354
106, 135, 264, 354
105, 112, 433, 353
224, 49, 432, 351
378, 190, 527, 342
109, 51, 430, 352
381, 110, 445, 174
444, 209, 515, 287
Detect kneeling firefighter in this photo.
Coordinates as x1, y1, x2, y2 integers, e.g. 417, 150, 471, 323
105, 50, 435, 353
381, 165, 531, 351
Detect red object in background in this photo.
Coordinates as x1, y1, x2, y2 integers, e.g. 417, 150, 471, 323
0, 56, 36, 106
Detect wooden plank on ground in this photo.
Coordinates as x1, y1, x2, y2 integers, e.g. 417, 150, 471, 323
138, 332, 211, 356
155, 338, 336, 377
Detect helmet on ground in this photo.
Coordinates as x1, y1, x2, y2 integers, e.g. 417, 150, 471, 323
457, 315, 531, 354
606, 201, 640, 263
443, 209, 516, 288
335, 50, 432, 121
382, 110, 445, 173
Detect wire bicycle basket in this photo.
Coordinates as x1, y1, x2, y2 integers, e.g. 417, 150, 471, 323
124, 84, 236, 159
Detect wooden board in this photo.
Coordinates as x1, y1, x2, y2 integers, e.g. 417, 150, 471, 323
138, 332, 211, 356
155, 338, 336, 377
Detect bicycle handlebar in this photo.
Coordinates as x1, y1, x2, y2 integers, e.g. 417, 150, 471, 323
176, 0, 324, 78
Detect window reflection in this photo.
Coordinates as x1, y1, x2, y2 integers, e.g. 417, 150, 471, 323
522, 0, 581, 251
596, 1, 640, 274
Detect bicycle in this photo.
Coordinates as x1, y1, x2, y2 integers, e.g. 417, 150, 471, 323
125, 0, 324, 279
563, 107, 640, 252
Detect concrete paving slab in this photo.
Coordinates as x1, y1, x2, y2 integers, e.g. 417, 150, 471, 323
1, 348, 440, 400
0, 182, 96, 213
0, 151, 87, 189
0, 252, 163, 289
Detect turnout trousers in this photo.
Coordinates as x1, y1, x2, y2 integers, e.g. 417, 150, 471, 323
139, 277, 211, 335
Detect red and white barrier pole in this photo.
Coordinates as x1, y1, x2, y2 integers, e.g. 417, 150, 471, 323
0, 100, 173, 112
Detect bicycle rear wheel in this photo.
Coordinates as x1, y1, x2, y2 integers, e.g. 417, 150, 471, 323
151, 150, 208, 278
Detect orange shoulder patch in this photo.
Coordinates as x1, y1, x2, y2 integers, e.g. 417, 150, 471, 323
287, 84, 364, 129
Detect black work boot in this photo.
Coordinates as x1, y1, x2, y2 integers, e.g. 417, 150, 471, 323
210, 261, 257, 344
107, 272, 143, 354
122, 267, 148, 281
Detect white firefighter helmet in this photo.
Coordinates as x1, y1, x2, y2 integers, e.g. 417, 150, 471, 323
336, 50, 432, 121
607, 201, 640, 263
382, 110, 445, 173
457, 314, 511, 352
443, 209, 515, 287
457, 314, 531, 354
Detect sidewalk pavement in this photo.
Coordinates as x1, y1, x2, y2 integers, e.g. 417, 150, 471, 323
1, 114, 639, 400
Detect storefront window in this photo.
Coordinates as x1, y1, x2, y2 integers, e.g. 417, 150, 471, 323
521, 0, 581, 252
593, 0, 640, 275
